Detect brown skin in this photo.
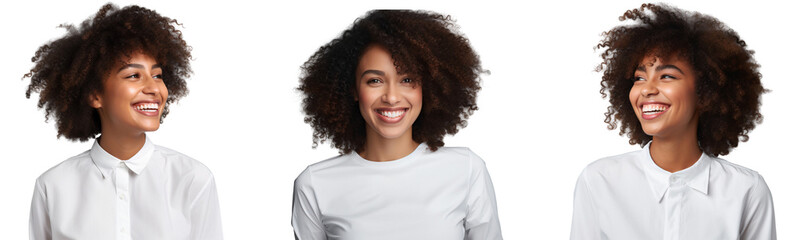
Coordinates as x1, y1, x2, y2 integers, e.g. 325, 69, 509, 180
298, 10, 482, 154
598, 3, 765, 157
632, 56, 701, 172
24, 3, 191, 142
89, 53, 167, 160
355, 45, 422, 162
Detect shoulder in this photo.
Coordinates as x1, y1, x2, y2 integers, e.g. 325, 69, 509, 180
431, 146, 490, 177
295, 154, 351, 186
304, 153, 352, 172
427, 144, 475, 157
708, 157, 765, 188
36, 149, 92, 184
153, 145, 214, 181
708, 157, 773, 206
581, 150, 644, 177
710, 157, 761, 178
428, 146, 485, 166
576, 150, 646, 189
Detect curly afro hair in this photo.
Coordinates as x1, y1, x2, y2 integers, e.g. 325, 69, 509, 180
597, 3, 765, 157
298, 10, 483, 154
24, 3, 192, 142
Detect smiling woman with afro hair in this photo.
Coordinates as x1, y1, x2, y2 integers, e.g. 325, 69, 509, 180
298, 10, 482, 154
25, 3, 222, 239
571, 4, 775, 239
292, 10, 502, 239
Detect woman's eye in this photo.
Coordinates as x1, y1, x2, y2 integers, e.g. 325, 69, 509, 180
125, 73, 140, 79
661, 74, 677, 79
633, 76, 645, 81
401, 78, 413, 83
153, 74, 163, 79
366, 78, 382, 84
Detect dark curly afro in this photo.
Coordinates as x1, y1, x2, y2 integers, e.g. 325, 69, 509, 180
23, 3, 192, 142
299, 10, 483, 154
597, 3, 765, 157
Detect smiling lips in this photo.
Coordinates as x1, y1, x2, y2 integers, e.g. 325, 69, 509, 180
376, 108, 407, 123
133, 102, 160, 116
640, 103, 669, 120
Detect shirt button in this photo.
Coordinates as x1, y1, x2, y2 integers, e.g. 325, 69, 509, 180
670, 175, 680, 183
120, 227, 126, 233
119, 194, 126, 200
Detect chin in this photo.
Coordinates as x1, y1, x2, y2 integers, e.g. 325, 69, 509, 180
374, 127, 411, 140
640, 126, 662, 137
137, 122, 161, 132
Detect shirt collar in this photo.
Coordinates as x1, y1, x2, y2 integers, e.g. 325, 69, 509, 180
90, 136, 155, 178
353, 142, 428, 167
641, 142, 711, 202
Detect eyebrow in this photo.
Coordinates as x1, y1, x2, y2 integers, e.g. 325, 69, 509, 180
360, 69, 385, 79
635, 64, 685, 75
117, 63, 162, 73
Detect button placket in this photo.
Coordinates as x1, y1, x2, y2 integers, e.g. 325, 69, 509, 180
115, 162, 132, 240
663, 174, 685, 240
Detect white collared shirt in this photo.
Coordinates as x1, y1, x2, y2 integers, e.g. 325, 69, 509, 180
29, 137, 223, 240
292, 143, 502, 240
571, 143, 776, 240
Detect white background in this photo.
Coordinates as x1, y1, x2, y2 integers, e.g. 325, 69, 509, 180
1, 0, 792, 239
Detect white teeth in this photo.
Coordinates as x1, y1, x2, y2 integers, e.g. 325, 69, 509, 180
378, 110, 406, 118
642, 104, 668, 114
134, 103, 159, 112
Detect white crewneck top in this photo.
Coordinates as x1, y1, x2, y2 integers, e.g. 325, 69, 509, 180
292, 143, 502, 240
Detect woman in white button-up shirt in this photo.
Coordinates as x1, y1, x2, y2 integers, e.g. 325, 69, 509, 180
24, 4, 222, 240
293, 10, 502, 240
571, 3, 775, 240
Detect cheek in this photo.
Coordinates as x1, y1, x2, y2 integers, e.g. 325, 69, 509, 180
628, 86, 641, 109
159, 82, 169, 100
665, 85, 697, 111
411, 89, 422, 109
357, 88, 378, 109
682, 91, 699, 114
104, 82, 136, 107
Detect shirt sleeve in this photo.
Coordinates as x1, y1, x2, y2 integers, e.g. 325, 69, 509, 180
29, 179, 51, 240
740, 174, 776, 240
570, 169, 599, 240
463, 152, 503, 240
188, 172, 224, 240
292, 168, 326, 240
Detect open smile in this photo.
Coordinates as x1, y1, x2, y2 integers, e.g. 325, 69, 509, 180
640, 103, 669, 120
132, 101, 160, 117
375, 108, 408, 123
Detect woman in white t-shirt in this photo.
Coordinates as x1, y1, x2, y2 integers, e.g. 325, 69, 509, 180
25, 4, 222, 239
293, 10, 502, 240
571, 3, 775, 239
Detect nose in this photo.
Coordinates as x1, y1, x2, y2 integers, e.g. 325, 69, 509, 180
142, 74, 161, 95
381, 84, 400, 105
640, 80, 659, 97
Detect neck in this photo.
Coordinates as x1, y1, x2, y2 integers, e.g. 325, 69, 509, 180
98, 128, 147, 161
649, 133, 702, 173
359, 128, 420, 162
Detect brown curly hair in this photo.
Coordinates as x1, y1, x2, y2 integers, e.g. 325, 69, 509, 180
23, 3, 192, 142
598, 3, 765, 157
298, 10, 483, 154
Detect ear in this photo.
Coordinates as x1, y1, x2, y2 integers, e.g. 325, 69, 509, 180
89, 91, 103, 109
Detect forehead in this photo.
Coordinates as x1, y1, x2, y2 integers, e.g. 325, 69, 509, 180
357, 45, 396, 72
637, 53, 690, 68
113, 52, 159, 69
